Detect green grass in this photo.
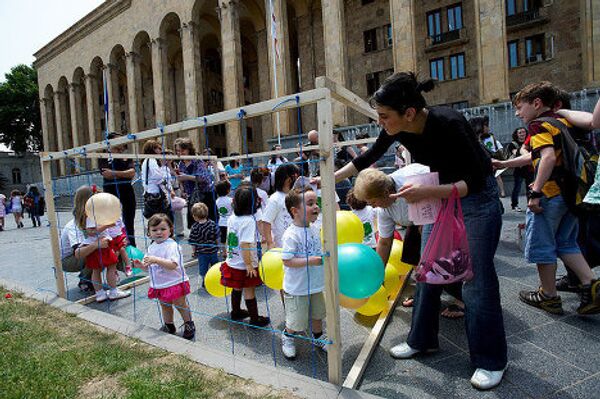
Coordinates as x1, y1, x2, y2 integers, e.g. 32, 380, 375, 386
0, 288, 291, 399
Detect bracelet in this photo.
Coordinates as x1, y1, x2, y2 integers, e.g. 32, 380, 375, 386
528, 190, 543, 199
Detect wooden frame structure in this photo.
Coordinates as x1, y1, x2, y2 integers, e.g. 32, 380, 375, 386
41, 76, 401, 387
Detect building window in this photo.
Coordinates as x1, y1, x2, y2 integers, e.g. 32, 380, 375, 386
384, 24, 393, 48
506, 0, 516, 16
363, 29, 378, 53
525, 34, 545, 63
508, 40, 519, 68
447, 4, 463, 31
449, 53, 465, 79
430, 58, 445, 81
427, 9, 442, 38
12, 168, 21, 184
366, 73, 379, 96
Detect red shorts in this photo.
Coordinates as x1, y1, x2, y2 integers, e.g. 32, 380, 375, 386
85, 247, 119, 269
220, 261, 262, 289
110, 232, 128, 252
148, 281, 191, 303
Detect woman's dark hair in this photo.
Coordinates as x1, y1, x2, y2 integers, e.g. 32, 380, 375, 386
369, 72, 435, 115
215, 180, 231, 197
29, 186, 40, 196
229, 153, 240, 167
233, 185, 259, 216
274, 163, 300, 192
142, 139, 161, 155
512, 127, 527, 143
469, 116, 487, 138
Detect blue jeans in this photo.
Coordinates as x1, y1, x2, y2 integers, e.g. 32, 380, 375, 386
197, 253, 219, 277
407, 175, 507, 371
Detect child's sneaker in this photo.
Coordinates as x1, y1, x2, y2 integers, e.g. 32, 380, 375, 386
159, 323, 176, 334
182, 321, 196, 340
95, 290, 108, 303
519, 288, 564, 314
108, 288, 131, 301
312, 333, 328, 353
281, 333, 296, 359
556, 275, 580, 293
576, 280, 600, 315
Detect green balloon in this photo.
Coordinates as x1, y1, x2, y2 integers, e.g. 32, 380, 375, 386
126, 245, 144, 261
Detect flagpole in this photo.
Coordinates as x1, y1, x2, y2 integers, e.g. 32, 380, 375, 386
268, 0, 282, 145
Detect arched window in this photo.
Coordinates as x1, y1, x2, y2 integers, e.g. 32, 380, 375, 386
12, 168, 21, 184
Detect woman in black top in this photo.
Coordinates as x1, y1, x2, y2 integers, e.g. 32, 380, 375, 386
326, 72, 507, 390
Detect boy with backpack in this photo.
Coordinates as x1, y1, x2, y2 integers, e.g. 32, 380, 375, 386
494, 81, 600, 315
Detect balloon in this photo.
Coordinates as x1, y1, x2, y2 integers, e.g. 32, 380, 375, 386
322, 211, 364, 245
356, 286, 388, 316
205, 262, 232, 297
339, 294, 369, 309
131, 267, 144, 276
125, 245, 144, 261
259, 249, 284, 290
388, 239, 413, 275
383, 264, 401, 297
85, 193, 121, 226
338, 243, 385, 299
170, 196, 187, 211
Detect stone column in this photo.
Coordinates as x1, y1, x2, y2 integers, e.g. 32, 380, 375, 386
474, 0, 509, 104
68, 83, 82, 148
39, 98, 50, 152
84, 74, 99, 168
582, 0, 600, 86
219, 0, 244, 154
125, 52, 143, 133
390, 0, 417, 72
180, 21, 204, 151
321, 0, 348, 125
257, 28, 274, 147
150, 38, 167, 126
265, 0, 291, 139
104, 63, 120, 133
53, 91, 66, 174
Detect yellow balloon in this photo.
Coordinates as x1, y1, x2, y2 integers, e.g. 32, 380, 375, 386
321, 210, 364, 245
383, 264, 401, 298
339, 294, 369, 309
356, 286, 388, 316
388, 239, 413, 275
205, 262, 232, 297
85, 193, 121, 226
259, 249, 284, 290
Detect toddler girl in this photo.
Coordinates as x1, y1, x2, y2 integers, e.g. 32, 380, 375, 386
10, 190, 24, 228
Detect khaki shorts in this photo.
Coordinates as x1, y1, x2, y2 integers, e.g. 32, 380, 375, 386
284, 291, 326, 332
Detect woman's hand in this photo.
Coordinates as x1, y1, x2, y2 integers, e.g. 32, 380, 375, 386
528, 198, 543, 214
246, 264, 257, 278
101, 168, 115, 179
392, 184, 430, 203
98, 237, 111, 249
310, 176, 321, 188
491, 159, 505, 170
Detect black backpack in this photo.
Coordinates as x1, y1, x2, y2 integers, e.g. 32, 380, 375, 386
534, 117, 599, 214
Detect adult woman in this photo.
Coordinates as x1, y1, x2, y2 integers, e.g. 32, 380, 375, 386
141, 140, 173, 220
325, 72, 507, 390
225, 154, 244, 191
504, 127, 532, 212
174, 137, 215, 227
99, 133, 137, 245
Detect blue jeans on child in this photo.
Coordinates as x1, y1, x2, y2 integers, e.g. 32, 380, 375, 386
197, 253, 219, 276
525, 194, 581, 264
407, 175, 507, 371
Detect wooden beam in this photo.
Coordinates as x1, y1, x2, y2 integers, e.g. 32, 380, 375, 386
316, 76, 378, 121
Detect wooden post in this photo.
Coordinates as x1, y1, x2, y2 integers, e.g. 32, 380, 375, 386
41, 155, 66, 298
317, 95, 342, 385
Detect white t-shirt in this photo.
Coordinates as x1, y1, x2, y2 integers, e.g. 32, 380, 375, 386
256, 187, 269, 210
482, 135, 503, 153
226, 214, 260, 270
141, 158, 170, 194
281, 224, 325, 296
60, 219, 85, 259
82, 217, 112, 245
261, 191, 292, 248
147, 238, 188, 289
352, 206, 377, 248
104, 218, 126, 238
216, 195, 233, 227
11, 196, 22, 212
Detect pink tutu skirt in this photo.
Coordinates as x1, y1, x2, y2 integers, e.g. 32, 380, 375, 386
148, 280, 190, 303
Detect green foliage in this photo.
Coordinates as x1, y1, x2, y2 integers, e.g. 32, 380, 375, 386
0, 64, 42, 153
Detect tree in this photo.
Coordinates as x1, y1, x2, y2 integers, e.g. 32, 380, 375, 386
0, 65, 41, 153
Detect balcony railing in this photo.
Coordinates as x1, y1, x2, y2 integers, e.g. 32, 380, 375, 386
507, 8, 543, 27
428, 29, 461, 46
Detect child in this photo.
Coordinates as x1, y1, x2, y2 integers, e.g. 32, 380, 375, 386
497, 81, 600, 315
104, 218, 133, 276
189, 202, 220, 284
0, 193, 5, 231
280, 187, 327, 359
262, 164, 299, 249
215, 180, 233, 257
346, 188, 377, 249
221, 185, 270, 327
10, 190, 24, 228
133, 214, 195, 339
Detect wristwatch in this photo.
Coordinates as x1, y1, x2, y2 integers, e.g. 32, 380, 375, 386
528, 190, 543, 199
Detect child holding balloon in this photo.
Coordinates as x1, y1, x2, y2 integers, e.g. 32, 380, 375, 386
221, 185, 270, 327
280, 187, 327, 359
133, 213, 196, 340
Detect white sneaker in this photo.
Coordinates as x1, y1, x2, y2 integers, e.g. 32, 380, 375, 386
389, 342, 438, 359
281, 333, 296, 360
95, 290, 108, 303
312, 333, 328, 353
108, 288, 131, 301
470, 367, 506, 390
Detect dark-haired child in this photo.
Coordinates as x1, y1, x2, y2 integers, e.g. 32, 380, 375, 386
221, 186, 270, 327
215, 180, 233, 257
346, 188, 377, 248
133, 213, 195, 339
